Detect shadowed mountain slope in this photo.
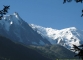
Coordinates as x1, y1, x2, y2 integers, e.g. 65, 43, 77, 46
0, 35, 51, 60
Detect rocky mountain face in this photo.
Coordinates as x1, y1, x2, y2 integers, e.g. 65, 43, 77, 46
30, 24, 83, 49
0, 13, 80, 59
0, 12, 83, 50
0, 12, 51, 45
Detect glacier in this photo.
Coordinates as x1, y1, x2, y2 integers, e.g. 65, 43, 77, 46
30, 24, 83, 49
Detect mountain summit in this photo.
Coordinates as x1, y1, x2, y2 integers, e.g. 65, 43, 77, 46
30, 24, 83, 49
0, 12, 51, 45
0, 12, 22, 31
1, 12, 83, 49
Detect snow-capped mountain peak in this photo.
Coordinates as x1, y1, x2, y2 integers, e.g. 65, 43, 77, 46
13, 12, 22, 20
0, 12, 83, 49
30, 24, 83, 49
0, 12, 22, 31
0, 13, 51, 45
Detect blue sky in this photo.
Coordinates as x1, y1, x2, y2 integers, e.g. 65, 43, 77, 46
0, 0, 83, 30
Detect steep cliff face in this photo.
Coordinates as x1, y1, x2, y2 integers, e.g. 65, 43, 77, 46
0, 12, 51, 45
